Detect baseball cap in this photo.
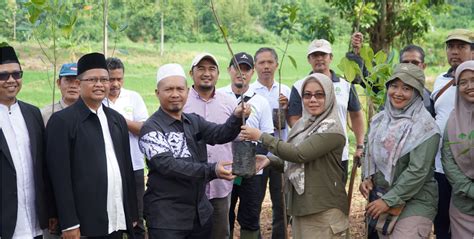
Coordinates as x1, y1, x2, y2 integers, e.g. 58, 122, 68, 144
445, 29, 473, 44
229, 52, 254, 68
59, 63, 78, 77
307, 39, 332, 56
388, 63, 425, 97
190, 53, 219, 70
156, 63, 186, 84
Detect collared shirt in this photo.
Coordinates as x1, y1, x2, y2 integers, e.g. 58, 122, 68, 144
139, 108, 242, 230
92, 105, 127, 233
249, 80, 291, 140
431, 69, 456, 174
40, 99, 69, 125
218, 85, 274, 134
183, 87, 237, 199
104, 88, 149, 171
288, 70, 362, 161
0, 102, 42, 238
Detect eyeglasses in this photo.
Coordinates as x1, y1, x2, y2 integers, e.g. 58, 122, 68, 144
80, 77, 110, 84
401, 60, 422, 66
0, 71, 23, 81
302, 92, 325, 100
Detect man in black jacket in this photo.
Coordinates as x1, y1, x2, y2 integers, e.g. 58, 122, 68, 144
0, 45, 54, 238
46, 52, 138, 239
139, 63, 250, 239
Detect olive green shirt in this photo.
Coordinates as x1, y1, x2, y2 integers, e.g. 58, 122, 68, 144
441, 135, 474, 216
40, 99, 68, 126
260, 132, 347, 216
372, 135, 440, 221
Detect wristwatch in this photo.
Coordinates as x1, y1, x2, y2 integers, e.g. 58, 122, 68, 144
356, 144, 364, 150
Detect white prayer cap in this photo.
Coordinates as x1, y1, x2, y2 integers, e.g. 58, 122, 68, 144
190, 53, 219, 70
156, 63, 186, 84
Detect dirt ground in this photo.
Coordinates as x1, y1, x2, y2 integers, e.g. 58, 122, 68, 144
233, 178, 436, 239
231, 179, 367, 239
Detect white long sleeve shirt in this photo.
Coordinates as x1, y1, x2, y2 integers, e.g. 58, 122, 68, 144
0, 102, 42, 238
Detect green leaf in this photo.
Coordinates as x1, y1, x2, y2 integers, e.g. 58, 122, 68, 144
27, 5, 42, 24
31, 0, 46, 5
289, 6, 298, 23
458, 133, 467, 140
288, 55, 297, 69
118, 23, 128, 32
468, 130, 474, 140
338, 57, 357, 82
360, 44, 374, 72
108, 22, 118, 32
457, 147, 471, 157
374, 50, 387, 65
222, 26, 228, 38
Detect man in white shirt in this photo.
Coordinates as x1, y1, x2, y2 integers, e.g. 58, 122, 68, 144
218, 52, 274, 238
46, 52, 138, 239
104, 57, 149, 239
430, 29, 473, 239
0, 45, 54, 239
249, 47, 290, 239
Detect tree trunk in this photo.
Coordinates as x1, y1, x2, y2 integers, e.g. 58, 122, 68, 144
160, 11, 164, 56
103, 0, 108, 57
13, 4, 16, 41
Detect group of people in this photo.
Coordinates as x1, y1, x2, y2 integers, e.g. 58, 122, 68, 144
0, 27, 472, 239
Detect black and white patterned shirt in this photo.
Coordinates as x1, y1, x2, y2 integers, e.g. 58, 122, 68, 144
138, 107, 242, 230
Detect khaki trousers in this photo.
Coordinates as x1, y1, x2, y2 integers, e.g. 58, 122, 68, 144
292, 208, 349, 239
377, 216, 432, 239
449, 200, 474, 239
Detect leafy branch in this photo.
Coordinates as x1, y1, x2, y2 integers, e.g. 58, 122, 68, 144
209, 0, 245, 124
276, 4, 298, 136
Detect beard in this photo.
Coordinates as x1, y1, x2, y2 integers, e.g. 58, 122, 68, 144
199, 83, 214, 91
233, 82, 244, 89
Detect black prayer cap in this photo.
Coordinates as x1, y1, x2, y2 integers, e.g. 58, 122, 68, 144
77, 52, 108, 76
0, 46, 20, 65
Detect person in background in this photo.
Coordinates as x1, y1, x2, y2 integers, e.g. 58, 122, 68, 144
104, 57, 149, 239
431, 29, 473, 239
250, 47, 290, 239
41, 63, 79, 125
183, 53, 237, 239
441, 60, 474, 239
218, 52, 274, 238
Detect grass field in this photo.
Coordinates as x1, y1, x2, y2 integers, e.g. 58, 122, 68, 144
11, 39, 446, 114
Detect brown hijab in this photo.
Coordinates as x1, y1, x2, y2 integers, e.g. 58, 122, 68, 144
447, 60, 474, 179
285, 73, 345, 195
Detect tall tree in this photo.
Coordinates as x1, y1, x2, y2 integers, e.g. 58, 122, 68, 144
326, 0, 447, 52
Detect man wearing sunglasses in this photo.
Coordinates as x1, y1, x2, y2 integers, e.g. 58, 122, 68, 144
41, 63, 79, 125
45, 52, 138, 239
0, 45, 54, 239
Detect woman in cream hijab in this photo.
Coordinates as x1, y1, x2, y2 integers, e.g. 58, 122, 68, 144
441, 60, 474, 239
241, 73, 348, 238
360, 63, 440, 238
